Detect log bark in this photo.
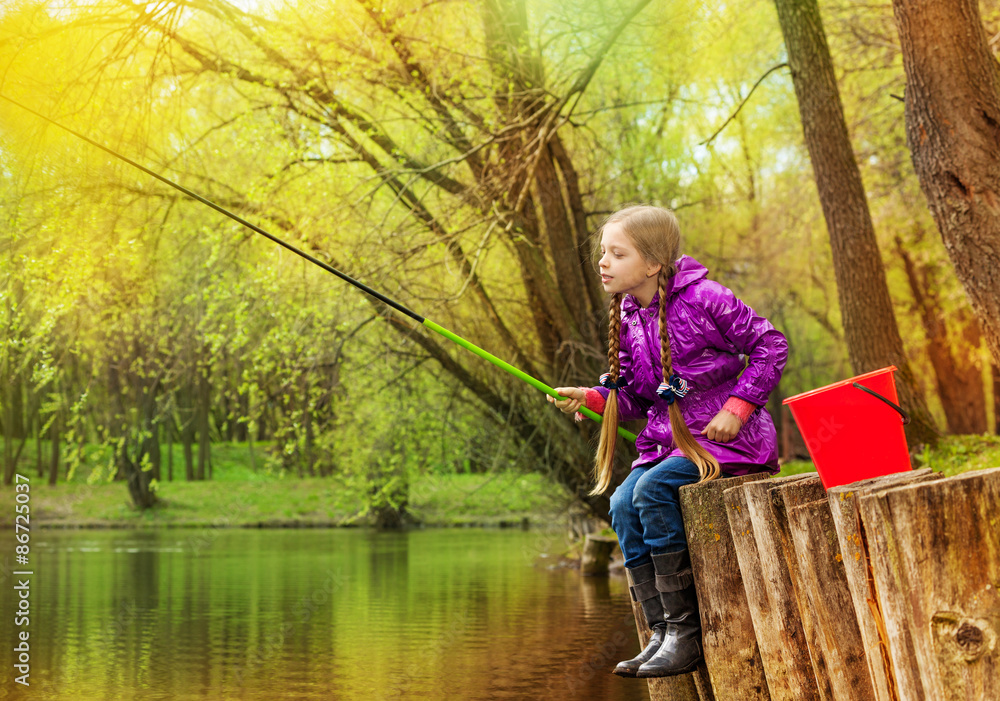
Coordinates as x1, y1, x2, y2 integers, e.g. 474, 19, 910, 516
827, 469, 943, 701
679, 473, 772, 701
769, 477, 844, 699
744, 475, 833, 699
787, 497, 876, 701
771, 0, 939, 447
859, 468, 1000, 701
891, 0, 1000, 368
725, 474, 820, 701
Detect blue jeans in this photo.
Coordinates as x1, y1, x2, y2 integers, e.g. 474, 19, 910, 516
609, 456, 701, 569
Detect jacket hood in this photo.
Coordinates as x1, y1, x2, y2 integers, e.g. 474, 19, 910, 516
669, 255, 709, 296
622, 255, 708, 312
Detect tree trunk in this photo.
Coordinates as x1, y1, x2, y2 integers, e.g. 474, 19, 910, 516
35, 410, 43, 477
166, 419, 174, 482
896, 237, 988, 434
235, 380, 249, 442
196, 362, 211, 481
891, 0, 1000, 369
993, 362, 1000, 434
771, 0, 939, 448
181, 391, 195, 481
150, 421, 161, 482
48, 410, 60, 486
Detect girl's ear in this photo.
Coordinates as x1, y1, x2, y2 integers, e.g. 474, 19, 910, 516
645, 261, 663, 278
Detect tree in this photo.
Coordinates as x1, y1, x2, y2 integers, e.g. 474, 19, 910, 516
9, 0, 659, 516
771, 0, 939, 446
890, 0, 1000, 369
895, 232, 987, 434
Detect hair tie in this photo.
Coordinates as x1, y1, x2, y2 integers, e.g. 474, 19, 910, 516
656, 374, 690, 405
599, 372, 628, 391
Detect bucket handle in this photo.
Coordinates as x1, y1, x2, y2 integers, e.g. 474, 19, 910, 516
852, 382, 911, 425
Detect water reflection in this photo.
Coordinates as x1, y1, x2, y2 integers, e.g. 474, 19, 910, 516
0, 529, 649, 701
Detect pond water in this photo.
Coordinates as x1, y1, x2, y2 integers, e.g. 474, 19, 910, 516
0, 528, 650, 701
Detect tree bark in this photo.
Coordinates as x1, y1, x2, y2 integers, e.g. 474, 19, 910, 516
993, 362, 1000, 434
771, 0, 939, 448
891, 0, 1000, 369
896, 237, 987, 434
48, 410, 60, 486
196, 359, 211, 481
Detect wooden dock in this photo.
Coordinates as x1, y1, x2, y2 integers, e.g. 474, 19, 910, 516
624, 466, 999, 701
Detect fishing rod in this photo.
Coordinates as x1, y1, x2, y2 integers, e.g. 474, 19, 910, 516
1, 93, 636, 442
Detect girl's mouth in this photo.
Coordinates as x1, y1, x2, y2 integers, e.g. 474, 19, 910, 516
601, 275, 612, 283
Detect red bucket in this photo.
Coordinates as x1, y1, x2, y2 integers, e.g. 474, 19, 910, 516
782, 366, 911, 489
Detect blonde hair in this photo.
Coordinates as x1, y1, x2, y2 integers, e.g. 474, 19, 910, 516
590, 205, 720, 495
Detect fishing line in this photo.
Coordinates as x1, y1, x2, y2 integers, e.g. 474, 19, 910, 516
1, 93, 636, 442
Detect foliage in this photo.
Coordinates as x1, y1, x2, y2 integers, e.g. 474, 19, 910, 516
0, 0, 996, 517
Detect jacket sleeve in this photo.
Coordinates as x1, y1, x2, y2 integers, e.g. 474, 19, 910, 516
699, 282, 788, 407
593, 333, 653, 421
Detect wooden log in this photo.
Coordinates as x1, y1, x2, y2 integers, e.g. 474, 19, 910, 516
580, 534, 618, 576
787, 496, 876, 701
741, 475, 827, 699
827, 469, 942, 701
724, 474, 821, 701
678, 473, 771, 701
859, 467, 1000, 701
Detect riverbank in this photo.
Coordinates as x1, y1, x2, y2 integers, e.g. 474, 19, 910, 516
0, 440, 578, 528
0, 469, 575, 529
2, 435, 997, 529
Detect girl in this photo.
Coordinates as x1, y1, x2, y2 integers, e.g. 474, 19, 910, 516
549, 205, 787, 679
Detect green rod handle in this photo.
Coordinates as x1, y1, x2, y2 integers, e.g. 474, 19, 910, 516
423, 319, 638, 443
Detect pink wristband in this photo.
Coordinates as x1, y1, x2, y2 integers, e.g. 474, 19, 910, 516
721, 396, 756, 424
582, 388, 606, 415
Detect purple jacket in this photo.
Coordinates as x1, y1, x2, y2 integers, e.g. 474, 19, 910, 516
597, 256, 788, 473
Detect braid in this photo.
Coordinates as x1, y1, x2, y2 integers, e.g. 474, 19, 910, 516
658, 268, 720, 483
658, 269, 672, 379
608, 293, 623, 381
590, 294, 623, 495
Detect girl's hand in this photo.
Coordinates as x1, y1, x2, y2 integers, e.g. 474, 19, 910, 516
701, 410, 742, 442
548, 387, 586, 414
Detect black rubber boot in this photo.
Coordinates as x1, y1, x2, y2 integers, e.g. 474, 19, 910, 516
636, 550, 703, 678
613, 562, 667, 677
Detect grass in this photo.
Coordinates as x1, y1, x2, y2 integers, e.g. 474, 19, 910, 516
0, 439, 573, 528
2, 434, 998, 529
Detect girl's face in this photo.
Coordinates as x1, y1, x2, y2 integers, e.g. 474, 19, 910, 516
598, 222, 662, 307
